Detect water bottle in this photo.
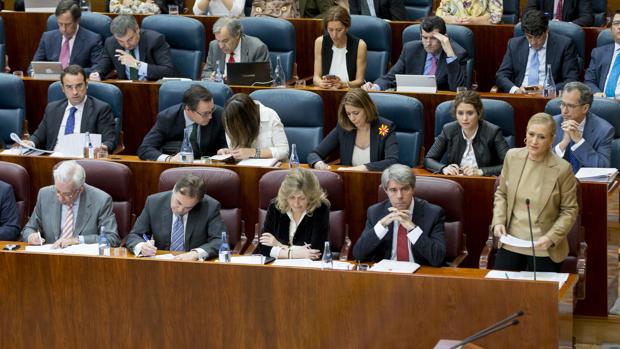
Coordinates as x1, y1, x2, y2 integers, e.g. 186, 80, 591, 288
219, 231, 231, 263
213, 60, 223, 83
272, 56, 286, 88
543, 64, 556, 98
83, 132, 94, 159
321, 241, 333, 269
179, 126, 194, 163
289, 143, 299, 168
98, 227, 110, 256
80, 0, 90, 11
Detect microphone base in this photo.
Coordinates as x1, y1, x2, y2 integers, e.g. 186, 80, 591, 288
434, 340, 485, 349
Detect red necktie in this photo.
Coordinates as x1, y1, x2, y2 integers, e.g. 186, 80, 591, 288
396, 224, 409, 261
228, 53, 235, 64
555, 0, 563, 20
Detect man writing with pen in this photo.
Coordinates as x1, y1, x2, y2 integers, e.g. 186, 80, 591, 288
125, 174, 224, 261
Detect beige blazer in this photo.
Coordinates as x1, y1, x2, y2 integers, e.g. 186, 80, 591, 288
492, 148, 578, 263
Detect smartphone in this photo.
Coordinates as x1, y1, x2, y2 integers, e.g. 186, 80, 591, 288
3, 244, 20, 251
323, 75, 338, 80
523, 85, 540, 92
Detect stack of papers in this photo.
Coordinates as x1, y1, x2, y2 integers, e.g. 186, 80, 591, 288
575, 167, 618, 182
272, 258, 353, 270
237, 158, 280, 167
499, 235, 534, 248
25, 243, 100, 256
485, 270, 570, 289
368, 259, 420, 273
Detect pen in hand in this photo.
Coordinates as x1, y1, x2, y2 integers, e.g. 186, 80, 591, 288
37, 231, 43, 246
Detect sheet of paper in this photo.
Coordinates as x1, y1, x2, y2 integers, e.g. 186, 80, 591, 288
272, 259, 353, 270
153, 254, 175, 260
500, 234, 534, 248
54, 133, 102, 157
25, 243, 99, 256
368, 259, 420, 273
209, 154, 233, 161
237, 158, 279, 167
230, 255, 267, 265
575, 167, 618, 181
485, 270, 569, 289
1, 148, 46, 156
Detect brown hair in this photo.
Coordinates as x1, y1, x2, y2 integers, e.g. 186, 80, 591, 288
337, 88, 378, 131
275, 168, 330, 215
453, 90, 484, 119
222, 93, 260, 148
322, 6, 351, 30
173, 174, 206, 199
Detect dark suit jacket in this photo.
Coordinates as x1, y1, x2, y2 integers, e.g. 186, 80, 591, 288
374, 40, 468, 91
495, 32, 580, 93
30, 96, 117, 151
257, 201, 329, 257
0, 181, 20, 241
424, 119, 509, 176
585, 43, 615, 94
31, 27, 103, 73
126, 191, 225, 258
352, 198, 446, 266
138, 103, 226, 160
349, 0, 407, 20
307, 117, 399, 171
552, 113, 614, 169
525, 0, 593, 27
94, 29, 177, 80
299, 0, 334, 17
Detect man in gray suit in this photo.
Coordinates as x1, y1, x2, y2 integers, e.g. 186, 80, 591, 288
201, 17, 270, 80
22, 160, 120, 247
126, 174, 224, 261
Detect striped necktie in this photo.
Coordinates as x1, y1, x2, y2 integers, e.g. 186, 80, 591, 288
170, 215, 185, 251
60, 205, 74, 241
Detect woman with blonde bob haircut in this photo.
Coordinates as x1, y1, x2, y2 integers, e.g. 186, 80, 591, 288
257, 168, 331, 260
492, 113, 578, 272
307, 88, 399, 172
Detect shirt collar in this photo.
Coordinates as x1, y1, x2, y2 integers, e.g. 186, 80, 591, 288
461, 125, 479, 142
286, 210, 307, 223
66, 96, 87, 109
183, 109, 194, 128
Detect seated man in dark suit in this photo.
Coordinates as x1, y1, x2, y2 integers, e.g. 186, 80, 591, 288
201, 17, 270, 80
22, 65, 117, 152
362, 16, 468, 92
349, 0, 407, 21
526, 0, 593, 27
30, 0, 103, 74
552, 82, 614, 171
585, 10, 620, 99
352, 164, 446, 266
138, 84, 226, 161
90, 14, 176, 81
0, 180, 20, 241
496, 9, 580, 94
126, 174, 225, 261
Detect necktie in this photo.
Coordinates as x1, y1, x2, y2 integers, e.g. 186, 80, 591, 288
228, 52, 235, 64
564, 141, 580, 173
528, 49, 540, 86
605, 50, 620, 98
64, 107, 77, 135
555, 0, 563, 20
59, 38, 70, 69
170, 215, 185, 251
396, 224, 409, 261
189, 123, 200, 157
60, 205, 74, 241
429, 55, 438, 76
129, 49, 139, 80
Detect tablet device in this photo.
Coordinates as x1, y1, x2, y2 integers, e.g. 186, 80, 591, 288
395, 74, 437, 93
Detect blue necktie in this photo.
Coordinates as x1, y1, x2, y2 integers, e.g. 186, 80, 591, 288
170, 215, 185, 251
604, 50, 620, 98
527, 49, 540, 86
564, 141, 580, 173
64, 107, 77, 135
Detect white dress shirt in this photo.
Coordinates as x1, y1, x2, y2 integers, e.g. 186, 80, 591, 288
554, 117, 586, 157
328, 46, 349, 83
54, 97, 87, 151
372, 200, 423, 262
134, 213, 208, 259
459, 126, 479, 169
512, 36, 548, 93
223, 40, 242, 76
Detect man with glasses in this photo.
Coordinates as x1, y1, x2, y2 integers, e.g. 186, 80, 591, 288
138, 84, 226, 161
552, 82, 614, 171
21, 160, 120, 247
23, 64, 117, 152
496, 9, 579, 93
585, 10, 620, 99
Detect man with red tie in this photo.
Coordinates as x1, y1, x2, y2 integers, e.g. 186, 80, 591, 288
352, 164, 446, 266
525, 0, 593, 27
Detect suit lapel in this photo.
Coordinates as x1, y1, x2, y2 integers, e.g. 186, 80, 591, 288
534, 155, 561, 221
160, 208, 173, 250
506, 149, 528, 228
139, 30, 148, 65
240, 36, 250, 62
369, 121, 379, 162
53, 31, 62, 61
601, 45, 614, 90
70, 28, 84, 62
517, 38, 530, 85
413, 48, 427, 75
49, 100, 69, 149
74, 187, 92, 236
185, 202, 203, 248
80, 97, 92, 133
546, 33, 558, 68
51, 195, 62, 240
341, 129, 356, 165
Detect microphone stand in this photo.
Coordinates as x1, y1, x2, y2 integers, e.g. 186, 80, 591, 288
525, 199, 536, 281
448, 310, 524, 349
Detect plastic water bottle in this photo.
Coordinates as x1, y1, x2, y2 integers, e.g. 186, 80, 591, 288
213, 60, 223, 83
80, 0, 91, 11
272, 56, 286, 88
98, 227, 110, 256
179, 126, 194, 163
289, 143, 299, 168
83, 132, 94, 159
543, 64, 556, 98
219, 231, 231, 263
321, 241, 333, 269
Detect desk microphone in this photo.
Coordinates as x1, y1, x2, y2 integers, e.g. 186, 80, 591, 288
448, 310, 524, 349
526, 199, 537, 281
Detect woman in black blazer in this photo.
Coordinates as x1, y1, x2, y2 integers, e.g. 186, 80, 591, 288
307, 88, 399, 172
257, 168, 330, 259
425, 91, 509, 176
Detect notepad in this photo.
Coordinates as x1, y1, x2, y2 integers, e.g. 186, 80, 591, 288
485, 270, 569, 289
368, 259, 420, 273
25, 243, 100, 256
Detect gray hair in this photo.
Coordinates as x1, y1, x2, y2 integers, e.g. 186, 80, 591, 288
563, 81, 594, 107
213, 17, 242, 36
53, 160, 85, 187
110, 14, 138, 37
381, 164, 416, 190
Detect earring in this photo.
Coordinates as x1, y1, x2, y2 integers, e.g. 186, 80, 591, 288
523, 137, 527, 145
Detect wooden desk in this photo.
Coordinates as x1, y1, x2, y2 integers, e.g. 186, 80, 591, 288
0, 153, 615, 317
0, 242, 576, 348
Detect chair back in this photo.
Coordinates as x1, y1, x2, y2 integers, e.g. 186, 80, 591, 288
158, 167, 243, 248
369, 93, 424, 167
592, 0, 607, 27
240, 17, 296, 81
597, 29, 613, 47
403, 24, 475, 87
0, 74, 25, 146
0, 18, 5, 70
349, 15, 391, 82
514, 21, 585, 69
47, 12, 112, 38
142, 15, 205, 80
249, 89, 323, 162
403, 0, 431, 20
0, 161, 30, 225
501, 0, 519, 23
158, 81, 233, 112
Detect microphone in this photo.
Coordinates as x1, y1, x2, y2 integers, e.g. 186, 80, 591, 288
448, 310, 524, 349
526, 199, 537, 281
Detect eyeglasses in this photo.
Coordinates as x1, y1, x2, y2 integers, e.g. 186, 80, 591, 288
559, 101, 585, 110
192, 108, 215, 118
55, 188, 80, 198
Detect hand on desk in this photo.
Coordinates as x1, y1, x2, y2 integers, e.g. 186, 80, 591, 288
442, 164, 460, 176
140, 241, 157, 256
174, 250, 201, 261
258, 232, 283, 247
313, 161, 331, 170
27, 232, 45, 245
361, 82, 380, 91
52, 237, 79, 249
292, 247, 321, 260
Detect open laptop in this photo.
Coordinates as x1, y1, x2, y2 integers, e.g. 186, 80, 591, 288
24, 0, 57, 12
31, 61, 63, 80
226, 62, 272, 86
395, 74, 437, 93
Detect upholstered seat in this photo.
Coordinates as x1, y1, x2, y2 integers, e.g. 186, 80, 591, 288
0, 161, 30, 226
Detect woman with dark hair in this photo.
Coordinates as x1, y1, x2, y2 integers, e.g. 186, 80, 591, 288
218, 93, 289, 161
425, 90, 509, 176
307, 88, 399, 171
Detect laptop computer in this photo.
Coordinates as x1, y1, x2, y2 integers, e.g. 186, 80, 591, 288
31, 61, 63, 80
24, 0, 57, 12
395, 74, 437, 93
226, 62, 272, 86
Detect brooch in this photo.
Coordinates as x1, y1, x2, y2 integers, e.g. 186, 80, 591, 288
378, 124, 389, 137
